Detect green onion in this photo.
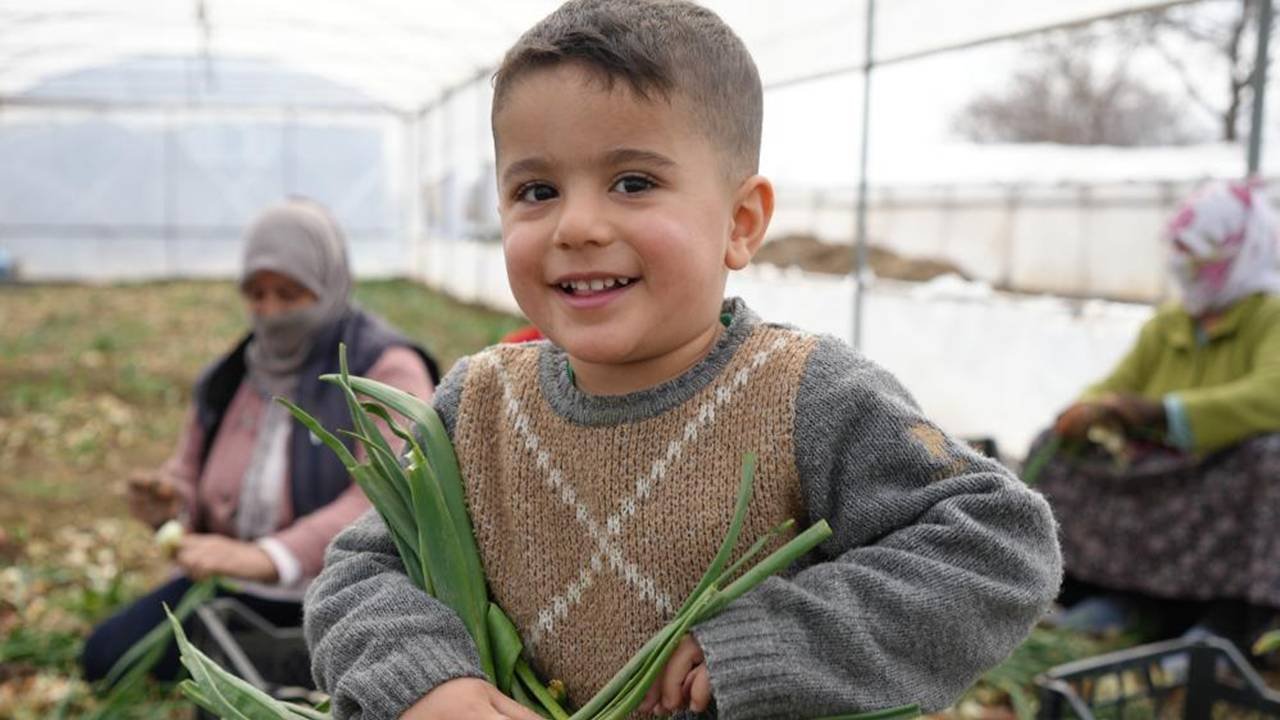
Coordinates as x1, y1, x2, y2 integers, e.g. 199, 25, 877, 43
88, 576, 219, 719
164, 603, 328, 719
1018, 435, 1061, 487
1255, 629, 1280, 657
168, 343, 917, 720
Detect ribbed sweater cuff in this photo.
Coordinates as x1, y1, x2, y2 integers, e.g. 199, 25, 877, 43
1162, 393, 1195, 451
336, 642, 485, 719
692, 595, 793, 719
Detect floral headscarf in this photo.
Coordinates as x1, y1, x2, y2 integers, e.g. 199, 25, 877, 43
1166, 180, 1280, 316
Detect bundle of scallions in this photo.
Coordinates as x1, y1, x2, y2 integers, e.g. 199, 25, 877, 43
165, 346, 920, 720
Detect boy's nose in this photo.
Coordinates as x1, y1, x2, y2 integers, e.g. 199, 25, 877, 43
553, 194, 612, 249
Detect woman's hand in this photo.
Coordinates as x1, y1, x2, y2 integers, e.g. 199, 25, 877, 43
1053, 402, 1111, 439
1055, 394, 1164, 444
638, 635, 712, 716
126, 469, 179, 529
400, 677, 543, 719
1096, 393, 1165, 432
176, 534, 279, 584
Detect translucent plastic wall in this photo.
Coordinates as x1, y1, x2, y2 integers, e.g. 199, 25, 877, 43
0, 103, 410, 280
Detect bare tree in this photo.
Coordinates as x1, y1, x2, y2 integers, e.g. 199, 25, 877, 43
1127, 0, 1266, 142
952, 32, 1196, 146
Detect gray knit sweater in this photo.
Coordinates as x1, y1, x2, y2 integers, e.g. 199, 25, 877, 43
304, 299, 1062, 719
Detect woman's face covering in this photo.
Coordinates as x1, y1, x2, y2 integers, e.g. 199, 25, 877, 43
241, 269, 318, 318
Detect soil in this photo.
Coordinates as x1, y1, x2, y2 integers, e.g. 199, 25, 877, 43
754, 233, 969, 282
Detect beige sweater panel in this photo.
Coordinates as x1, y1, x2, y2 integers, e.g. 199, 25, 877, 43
451, 325, 818, 706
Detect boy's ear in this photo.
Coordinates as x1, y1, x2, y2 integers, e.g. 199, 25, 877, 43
725, 175, 774, 270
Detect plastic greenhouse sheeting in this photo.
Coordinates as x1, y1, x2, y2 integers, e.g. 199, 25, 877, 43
0, 0, 1207, 112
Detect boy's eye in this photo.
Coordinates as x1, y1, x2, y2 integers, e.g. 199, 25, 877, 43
517, 183, 558, 203
611, 175, 655, 194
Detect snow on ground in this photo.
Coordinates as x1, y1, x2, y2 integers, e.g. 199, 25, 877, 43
415, 237, 1155, 461
754, 140, 1263, 454
728, 265, 1151, 460
770, 140, 1263, 191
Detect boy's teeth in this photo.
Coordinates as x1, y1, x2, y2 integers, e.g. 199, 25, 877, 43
562, 277, 632, 293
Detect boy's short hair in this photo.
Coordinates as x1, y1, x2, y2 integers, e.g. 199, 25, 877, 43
492, 0, 763, 179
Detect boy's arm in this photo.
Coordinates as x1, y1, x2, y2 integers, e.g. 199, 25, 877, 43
691, 336, 1062, 719
304, 511, 486, 718
304, 357, 486, 719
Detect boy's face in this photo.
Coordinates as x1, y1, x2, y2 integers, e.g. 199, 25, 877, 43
494, 63, 767, 394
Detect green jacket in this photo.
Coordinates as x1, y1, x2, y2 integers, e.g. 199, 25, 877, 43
1083, 292, 1280, 454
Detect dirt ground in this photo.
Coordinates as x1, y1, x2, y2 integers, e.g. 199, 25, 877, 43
0, 279, 524, 718
753, 233, 969, 281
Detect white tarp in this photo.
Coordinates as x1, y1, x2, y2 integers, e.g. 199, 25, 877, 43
0, 0, 1210, 110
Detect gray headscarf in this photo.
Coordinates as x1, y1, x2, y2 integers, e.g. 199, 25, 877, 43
235, 200, 352, 549
240, 200, 352, 399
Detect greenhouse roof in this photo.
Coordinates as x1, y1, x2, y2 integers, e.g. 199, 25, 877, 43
0, 0, 1205, 114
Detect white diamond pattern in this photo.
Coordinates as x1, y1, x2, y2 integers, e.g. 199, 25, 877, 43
488, 336, 790, 648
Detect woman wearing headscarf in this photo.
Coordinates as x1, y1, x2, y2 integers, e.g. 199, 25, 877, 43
81, 199, 439, 684
1036, 180, 1280, 652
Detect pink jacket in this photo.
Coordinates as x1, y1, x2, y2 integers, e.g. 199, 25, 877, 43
160, 345, 434, 585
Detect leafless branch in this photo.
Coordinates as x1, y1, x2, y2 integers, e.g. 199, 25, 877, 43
1147, 33, 1223, 117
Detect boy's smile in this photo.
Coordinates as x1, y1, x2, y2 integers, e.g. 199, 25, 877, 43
493, 63, 771, 396
553, 271, 637, 304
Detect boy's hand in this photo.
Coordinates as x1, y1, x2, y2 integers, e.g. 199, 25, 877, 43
638, 635, 712, 716
401, 677, 543, 720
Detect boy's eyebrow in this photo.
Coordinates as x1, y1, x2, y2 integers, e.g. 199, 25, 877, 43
602, 148, 677, 169
500, 157, 550, 186
499, 148, 677, 186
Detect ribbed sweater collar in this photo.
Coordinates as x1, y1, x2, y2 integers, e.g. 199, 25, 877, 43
537, 297, 758, 426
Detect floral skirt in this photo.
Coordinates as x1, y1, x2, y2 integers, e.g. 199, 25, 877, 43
1033, 432, 1280, 608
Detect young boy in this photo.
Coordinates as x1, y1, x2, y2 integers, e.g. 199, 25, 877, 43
303, 1, 1062, 718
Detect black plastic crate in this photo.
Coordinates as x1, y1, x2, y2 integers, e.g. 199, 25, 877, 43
965, 436, 1000, 459
1035, 636, 1280, 720
187, 597, 321, 715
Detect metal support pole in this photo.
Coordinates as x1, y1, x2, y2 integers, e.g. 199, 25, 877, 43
163, 109, 175, 276
422, 108, 436, 287
405, 114, 424, 281
443, 95, 454, 295
281, 109, 296, 194
852, 0, 876, 350
476, 81, 489, 305
1248, 0, 1273, 176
